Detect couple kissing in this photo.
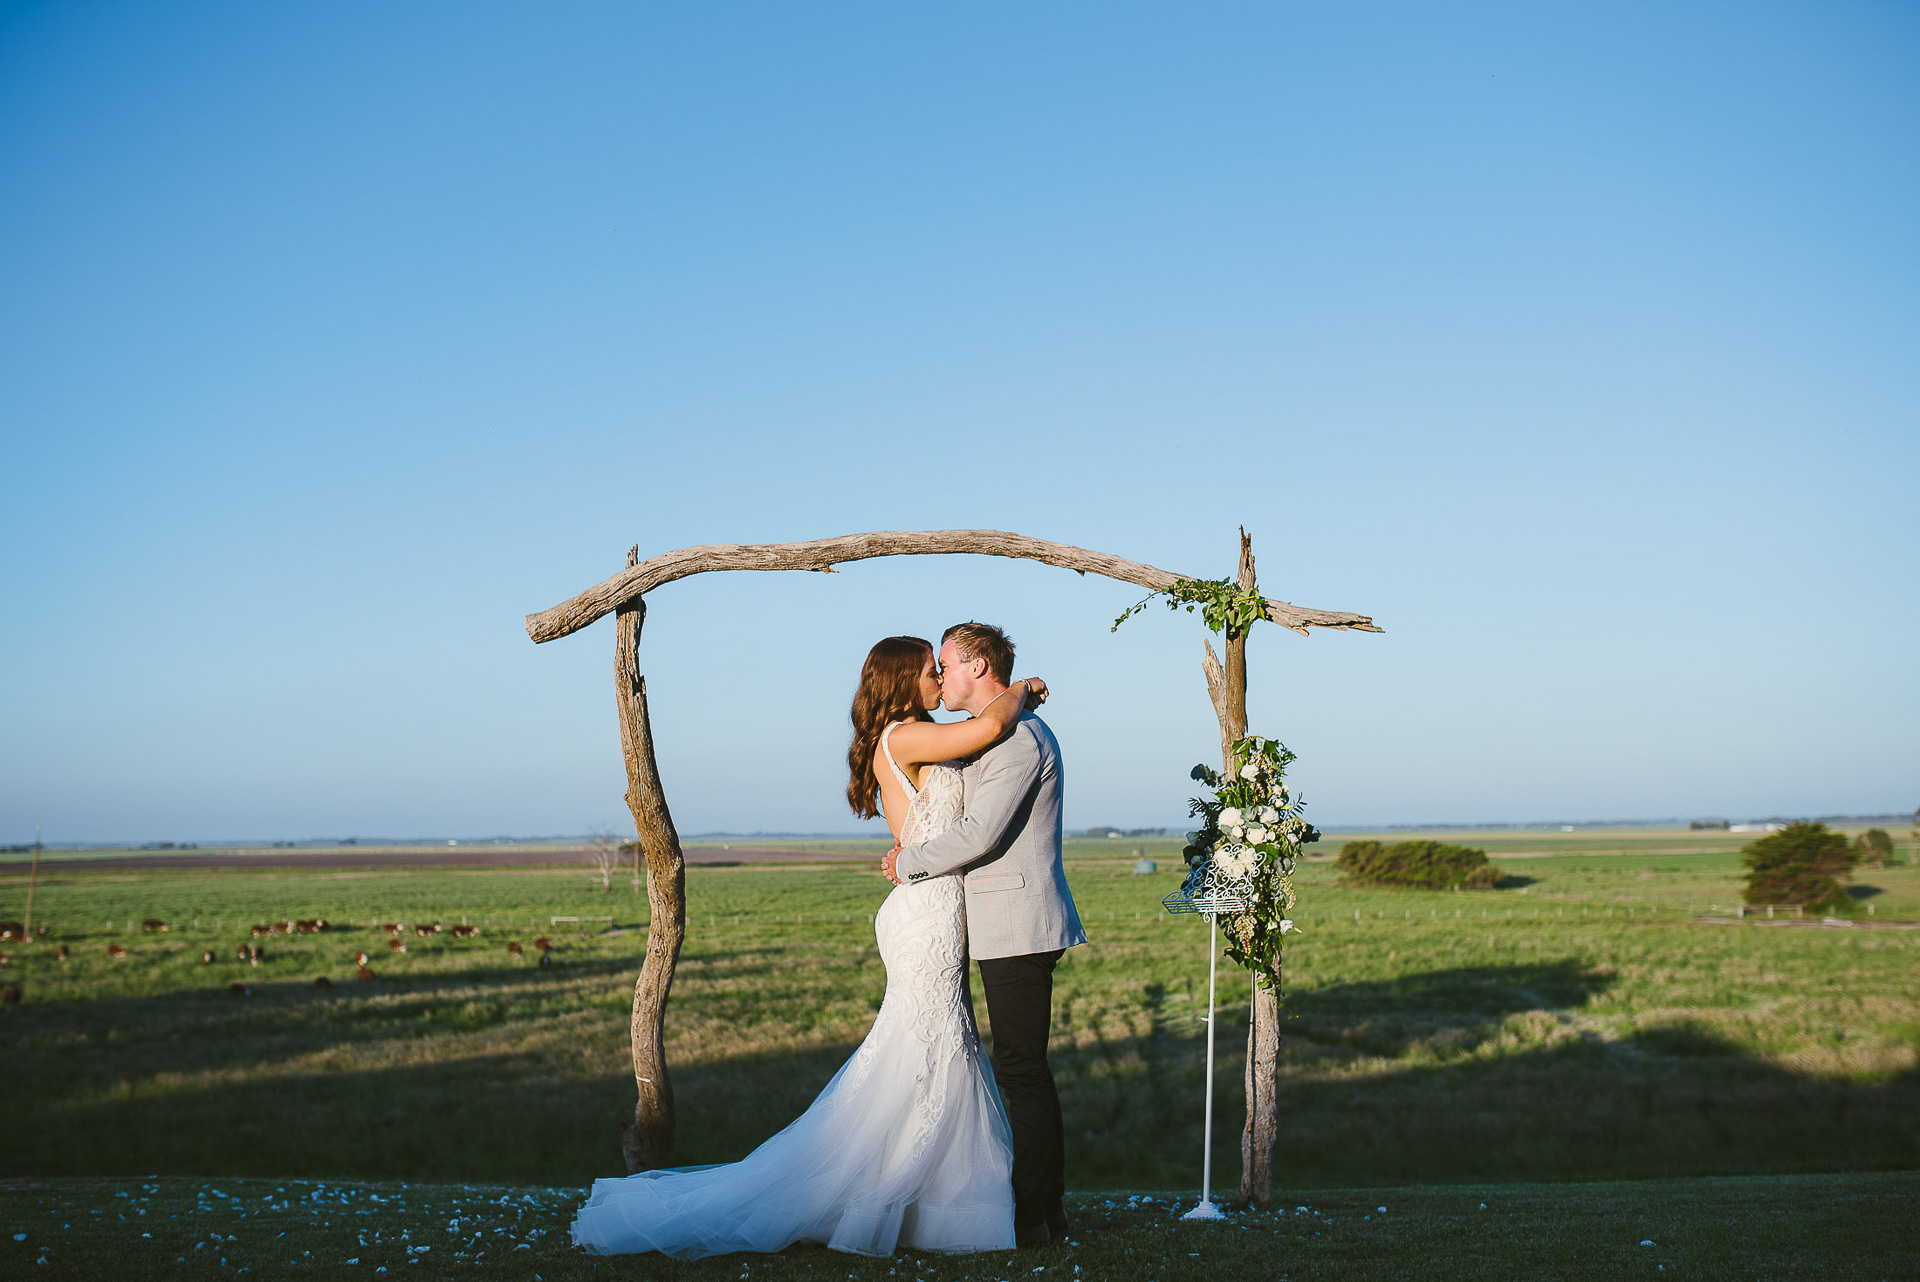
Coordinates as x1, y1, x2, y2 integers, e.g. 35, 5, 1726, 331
573, 621, 1086, 1258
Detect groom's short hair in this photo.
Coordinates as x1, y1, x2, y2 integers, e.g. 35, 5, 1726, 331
942, 621, 1014, 685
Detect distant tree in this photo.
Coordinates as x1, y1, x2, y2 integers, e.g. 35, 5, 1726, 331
1741, 821, 1858, 911
1337, 838, 1503, 890
586, 826, 620, 892
1854, 828, 1895, 868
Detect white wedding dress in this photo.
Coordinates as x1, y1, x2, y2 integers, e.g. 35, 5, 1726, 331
570, 724, 1016, 1258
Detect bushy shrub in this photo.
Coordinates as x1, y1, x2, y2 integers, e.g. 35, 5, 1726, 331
1853, 828, 1895, 867
1741, 821, 1858, 911
1337, 838, 1503, 890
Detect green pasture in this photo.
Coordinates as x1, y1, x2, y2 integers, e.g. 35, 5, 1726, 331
2, 833, 1916, 1195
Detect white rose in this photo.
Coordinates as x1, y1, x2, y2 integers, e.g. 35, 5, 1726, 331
1241, 764, 1261, 781
1278, 919, 1294, 934
1219, 807, 1243, 829
1247, 826, 1269, 844
1258, 806, 1279, 824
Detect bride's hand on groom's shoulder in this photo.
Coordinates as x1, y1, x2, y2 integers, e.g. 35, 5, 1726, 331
1020, 677, 1049, 711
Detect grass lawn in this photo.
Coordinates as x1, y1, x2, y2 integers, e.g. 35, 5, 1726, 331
2, 829, 1915, 1202
2, 1171, 1913, 1281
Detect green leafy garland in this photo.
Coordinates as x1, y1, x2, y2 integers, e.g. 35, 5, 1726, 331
1182, 736, 1318, 990
1111, 577, 1270, 636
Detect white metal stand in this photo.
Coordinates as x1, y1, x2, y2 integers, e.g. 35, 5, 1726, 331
1179, 913, 1227, 1221
1163, 883, 1246, 1222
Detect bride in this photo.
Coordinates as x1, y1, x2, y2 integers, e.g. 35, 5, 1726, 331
570, 634, 1048, 1259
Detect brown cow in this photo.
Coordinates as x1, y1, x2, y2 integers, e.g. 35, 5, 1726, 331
449, 924, 478, 938
270, 922, 293, 934
380, 923, 401, 936
249, 924, 272, 938
141, 919, 168, 932
388, 939, 407, 953
355, 965, 375, 982
0, 922, 24, 942
413, 923, 435, 937
506, 941, 523, 957
314, 976, 335, 990
55, 945, 69, 962
353, 950, 369, 966
248, 946, 264, 965
107, 944, 127, 959
235, 942, 251, 960
200, 950, 215, 964
228, 982, 251, 997
532, 937, 552, 951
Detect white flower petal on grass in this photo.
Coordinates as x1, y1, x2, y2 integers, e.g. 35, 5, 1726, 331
1641, 1240, 1656, 1247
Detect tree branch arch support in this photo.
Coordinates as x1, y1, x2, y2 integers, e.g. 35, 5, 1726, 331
527, 529, 1380, 644
531, 529, 1378, 1177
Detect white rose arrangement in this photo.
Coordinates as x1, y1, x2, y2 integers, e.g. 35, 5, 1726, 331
1178, 735, 1318, 989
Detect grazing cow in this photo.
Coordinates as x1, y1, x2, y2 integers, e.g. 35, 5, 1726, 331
0, 954, 7, 967
355, 965, 375, 982
294, 920, 316, 934
248, 946, 264, 965
1, 985, 18, 1011
235, 942, 251, 960
314, 976, 335, 990
532, 937, 552, 951
354, 950, 369, 966
271, 921, 293, 934
141, 918, 168, 932
107, 944, 127, 959
449, 924, 478, 938
55, 945, 69, 962
388, 939, 407, 953
0, 921, 24, 942
380, 923, 401, 936
200, 950, 215, 964
413, 923, 435, 937
228, 982, 251, 997
249, 924, 272, 938
506, 941, 523, 957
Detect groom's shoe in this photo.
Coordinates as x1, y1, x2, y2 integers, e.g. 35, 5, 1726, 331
1045, 1205, 1070, 1235
1014, 1220, 1051, 1248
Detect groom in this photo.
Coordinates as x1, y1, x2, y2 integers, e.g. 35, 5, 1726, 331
883, 621, 1087, 1246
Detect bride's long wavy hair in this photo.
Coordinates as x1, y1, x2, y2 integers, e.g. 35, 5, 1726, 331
847, 636, 935, 819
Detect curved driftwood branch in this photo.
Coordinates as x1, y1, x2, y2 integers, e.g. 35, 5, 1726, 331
526, 529, 1382, 643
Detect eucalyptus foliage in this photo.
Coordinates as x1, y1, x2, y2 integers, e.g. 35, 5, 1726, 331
1111, 577, 1269, 636
1179, 735, 1319, 990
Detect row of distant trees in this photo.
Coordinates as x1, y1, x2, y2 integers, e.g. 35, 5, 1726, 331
1740, 821, 1907, 912
1331, 812, 1914, 911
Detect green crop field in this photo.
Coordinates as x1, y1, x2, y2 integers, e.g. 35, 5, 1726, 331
2, 828, 1916, 1277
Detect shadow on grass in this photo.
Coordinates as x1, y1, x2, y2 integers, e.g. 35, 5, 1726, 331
7, 958, 1918, 1191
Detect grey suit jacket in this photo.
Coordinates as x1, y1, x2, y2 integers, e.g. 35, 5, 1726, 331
894, 713, 1088, 961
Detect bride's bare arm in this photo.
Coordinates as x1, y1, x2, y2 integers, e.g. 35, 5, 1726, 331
885, 678, 1048, 766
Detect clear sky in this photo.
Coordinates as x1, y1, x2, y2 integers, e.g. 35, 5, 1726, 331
2, 2, 1915, 843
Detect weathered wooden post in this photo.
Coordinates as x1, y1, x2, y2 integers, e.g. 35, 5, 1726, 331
1199, 530, 1281, 1204
613, 546, 688, 1172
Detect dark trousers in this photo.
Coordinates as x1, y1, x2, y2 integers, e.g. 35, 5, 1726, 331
976, 949, 1066, 1226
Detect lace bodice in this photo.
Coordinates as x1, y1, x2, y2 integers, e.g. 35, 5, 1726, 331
882, 722, 965, 848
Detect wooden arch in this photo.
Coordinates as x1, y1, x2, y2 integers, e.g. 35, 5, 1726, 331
527, 529, 1379, 1201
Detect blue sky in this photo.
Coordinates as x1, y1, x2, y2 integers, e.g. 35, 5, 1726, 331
2, 2, 1915, 842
